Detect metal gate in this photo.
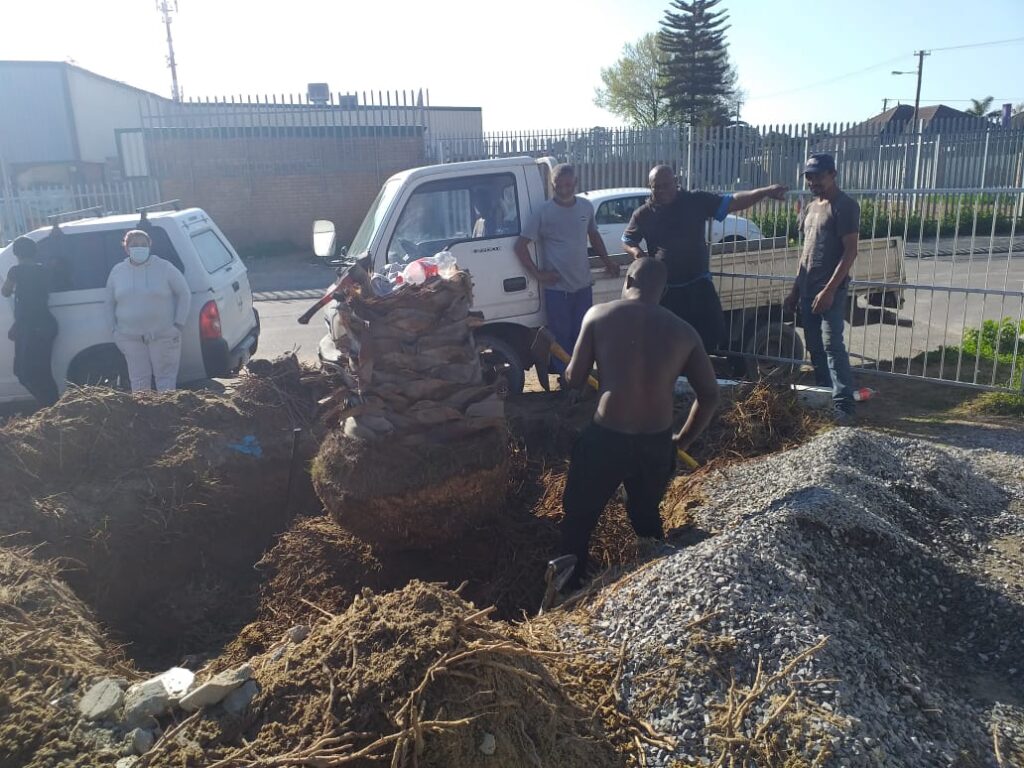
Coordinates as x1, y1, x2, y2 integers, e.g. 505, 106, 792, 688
713, 187, 1024, 392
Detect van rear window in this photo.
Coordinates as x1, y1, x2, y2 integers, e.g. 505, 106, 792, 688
37, 226, 184, 292
191, 230, 235, 273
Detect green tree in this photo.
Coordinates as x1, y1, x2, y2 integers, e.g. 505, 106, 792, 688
594, 33, 671, 128
967, 96, 1000, 118
658, 0, 735, 126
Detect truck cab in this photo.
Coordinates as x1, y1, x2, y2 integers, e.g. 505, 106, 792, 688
317, 157, 560, 393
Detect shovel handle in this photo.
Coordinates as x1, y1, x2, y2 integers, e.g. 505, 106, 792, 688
676, 448, 699, 470
548, 341, 600, 391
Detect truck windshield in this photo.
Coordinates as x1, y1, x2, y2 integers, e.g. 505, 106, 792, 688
347, 178, 401, 259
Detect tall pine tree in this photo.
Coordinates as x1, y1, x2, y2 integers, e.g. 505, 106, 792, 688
659, 0, 734, 126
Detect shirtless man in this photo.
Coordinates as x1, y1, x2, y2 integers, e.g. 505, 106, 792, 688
559, 258, 720, 587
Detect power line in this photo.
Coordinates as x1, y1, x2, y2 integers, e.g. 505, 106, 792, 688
745, 37, 1024, 103
747, 55, 906, 101
929, 36, 1024, 53
886, 98, 1024, 103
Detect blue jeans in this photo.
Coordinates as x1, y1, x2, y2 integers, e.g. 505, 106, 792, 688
545, 286, 593, 375
800, 286, 855, 410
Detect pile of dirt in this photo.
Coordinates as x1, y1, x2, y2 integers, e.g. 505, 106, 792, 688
313, 272, 509, 550
0, 546, 133, 768
0, 387, 320, 662
152, 581, 623, 768
686, 381, 824, 464
235, 351, 338, 427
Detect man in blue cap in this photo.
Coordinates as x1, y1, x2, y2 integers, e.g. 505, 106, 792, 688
784, 154, 860, 419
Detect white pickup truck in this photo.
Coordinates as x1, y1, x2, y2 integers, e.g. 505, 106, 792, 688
313, 156, 906, 393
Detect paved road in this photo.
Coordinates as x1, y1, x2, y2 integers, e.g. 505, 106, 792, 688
256, 298, 327, 364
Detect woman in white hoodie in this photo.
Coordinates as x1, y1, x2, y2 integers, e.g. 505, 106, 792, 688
105, 229, 191, 392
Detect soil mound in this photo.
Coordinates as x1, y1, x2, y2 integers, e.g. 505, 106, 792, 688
155, 581, 622, 768
0, 387, 319, 660
0, 546, 132, 768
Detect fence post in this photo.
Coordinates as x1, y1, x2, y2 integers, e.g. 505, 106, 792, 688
0, 151, 17, 244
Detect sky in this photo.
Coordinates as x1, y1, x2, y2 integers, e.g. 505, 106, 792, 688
2, 0, 1023, 131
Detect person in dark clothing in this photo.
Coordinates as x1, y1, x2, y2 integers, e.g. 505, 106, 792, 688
621, 165, 787, 352
559, 258, 720, 588
784, 154, 860, 419
2, 236, 59, 406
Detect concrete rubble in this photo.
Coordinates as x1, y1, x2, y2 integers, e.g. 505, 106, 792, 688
122, 677, 173, 726
78, 679, 124, 721
222, 679, 260, 717
179, 664, 253, 712
128, 727, 155, 755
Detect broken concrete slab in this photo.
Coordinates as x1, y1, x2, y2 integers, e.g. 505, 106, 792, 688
674, 376, 739, 397
790, 383, 834, 410
78, 679, 125, 721
155, 667, 195, 699
179, 664, 253, 712
129, 727, 155, 756
222, 680, 259, 717
123, 678, 172, 725
479, 732, 497, 756
286, 624, 310, 643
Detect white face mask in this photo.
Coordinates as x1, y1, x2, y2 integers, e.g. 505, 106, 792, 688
128, 246, 151, 264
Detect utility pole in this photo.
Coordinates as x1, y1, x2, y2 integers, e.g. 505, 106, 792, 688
892, 50, 930, 132
910, 50, 929, 135
882, 98, 890, 112
892, 50, 930, 193
157, 0, 181, 102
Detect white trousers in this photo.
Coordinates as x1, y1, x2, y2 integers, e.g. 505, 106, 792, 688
114, 329, 183, 392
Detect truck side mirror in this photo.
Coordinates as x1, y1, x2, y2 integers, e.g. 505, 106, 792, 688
313, 220, 337, 259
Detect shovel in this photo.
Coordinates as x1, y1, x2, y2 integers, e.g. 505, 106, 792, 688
528, 327, 699, 471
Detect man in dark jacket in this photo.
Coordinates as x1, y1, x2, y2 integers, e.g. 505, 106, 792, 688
2, 236, 59, 406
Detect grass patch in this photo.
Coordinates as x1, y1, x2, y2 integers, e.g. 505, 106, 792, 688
964, 392, 1024, 419
904, 318, 1023, 418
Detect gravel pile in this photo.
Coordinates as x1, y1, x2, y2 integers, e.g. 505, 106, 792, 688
564, 426, 1024, 767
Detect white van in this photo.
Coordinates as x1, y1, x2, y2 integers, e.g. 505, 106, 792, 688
0, 204, 260, 403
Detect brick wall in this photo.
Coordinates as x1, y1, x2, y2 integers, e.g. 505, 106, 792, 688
146, 127, 426, 251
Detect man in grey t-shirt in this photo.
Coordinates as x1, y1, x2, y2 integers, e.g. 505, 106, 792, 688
514, 164, 620, 380
784, 154, 860, 418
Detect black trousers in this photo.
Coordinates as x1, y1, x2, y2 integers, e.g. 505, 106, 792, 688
561, 422, 676, 586
12, 315, 59, 406
661, 279, 726, 353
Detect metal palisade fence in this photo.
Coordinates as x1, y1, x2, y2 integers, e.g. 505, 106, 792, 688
0, 178, 161, 247
441, 119, 1024, 192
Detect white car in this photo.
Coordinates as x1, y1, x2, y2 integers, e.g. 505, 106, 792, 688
0, 204, 260, 403
580, 187, 764, 258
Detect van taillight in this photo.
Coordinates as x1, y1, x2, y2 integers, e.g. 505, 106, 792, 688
200, 300, 222, 340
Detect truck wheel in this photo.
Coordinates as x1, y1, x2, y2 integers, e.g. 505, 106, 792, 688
67, 347, 130, 390
476, 334, 525, 398
741, 322, 805, 382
